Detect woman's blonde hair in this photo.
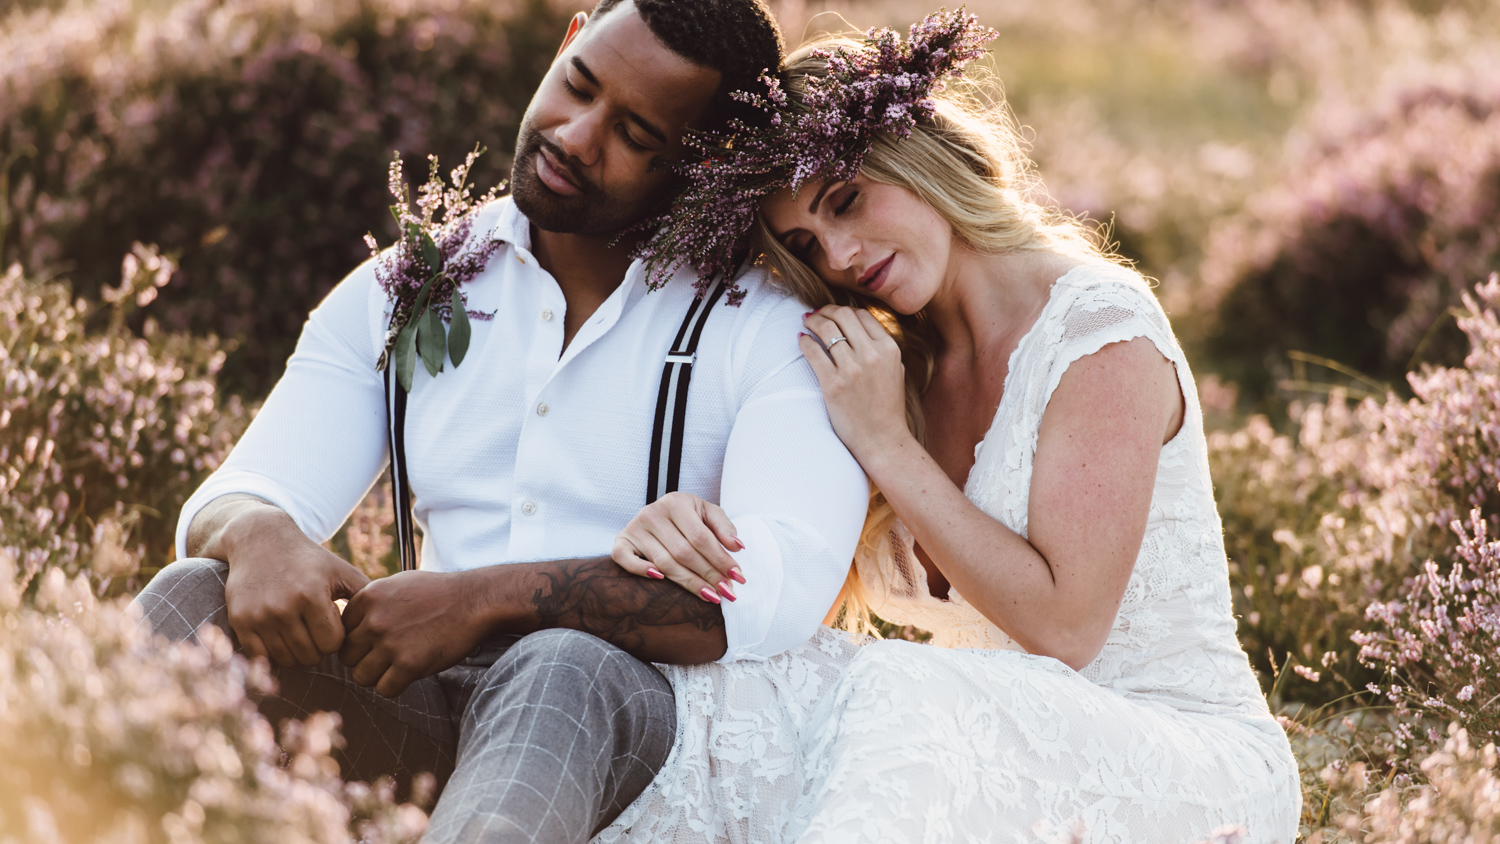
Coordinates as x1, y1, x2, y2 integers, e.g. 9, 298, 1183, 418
753, 34, 1121, 633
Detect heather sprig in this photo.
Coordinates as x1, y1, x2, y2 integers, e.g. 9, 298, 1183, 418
631, 8, 997, 303
366, 146, 504, 392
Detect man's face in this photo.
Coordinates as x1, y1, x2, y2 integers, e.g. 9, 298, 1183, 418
511, 3, 722, 235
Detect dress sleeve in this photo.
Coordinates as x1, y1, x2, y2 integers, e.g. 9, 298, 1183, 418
173, 259, 390, 559
713, 298, 870, 662
1037, 268, 1191, 432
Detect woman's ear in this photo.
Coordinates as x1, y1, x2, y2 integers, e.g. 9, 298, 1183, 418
555, 12, 588, 59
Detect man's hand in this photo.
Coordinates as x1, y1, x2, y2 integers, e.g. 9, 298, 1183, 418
191, 495, 370, 667
340, 570, 494, 697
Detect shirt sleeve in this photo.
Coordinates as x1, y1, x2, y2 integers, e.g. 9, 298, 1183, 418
714, 300, 869, 662
174, 260, 389, 559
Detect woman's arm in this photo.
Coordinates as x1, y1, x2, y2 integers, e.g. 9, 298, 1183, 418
801, 307, 1182, 670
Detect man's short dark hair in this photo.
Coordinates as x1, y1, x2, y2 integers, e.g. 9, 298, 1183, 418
589, 0, 786, 130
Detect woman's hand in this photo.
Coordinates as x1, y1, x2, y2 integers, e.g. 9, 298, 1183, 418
611, 492, 746, 604
799, 306, 913, 459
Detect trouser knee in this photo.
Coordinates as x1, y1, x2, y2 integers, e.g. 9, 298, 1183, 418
478, 628, 676, 742
131, 557, 233, 645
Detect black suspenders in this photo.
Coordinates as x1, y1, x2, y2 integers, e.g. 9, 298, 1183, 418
646, 277, 729, 504
383, 278, 729, 572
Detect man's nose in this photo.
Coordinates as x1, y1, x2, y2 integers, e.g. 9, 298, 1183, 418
553, 104, 606, 168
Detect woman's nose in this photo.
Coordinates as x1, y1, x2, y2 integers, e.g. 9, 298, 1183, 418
822, 229, 860, 273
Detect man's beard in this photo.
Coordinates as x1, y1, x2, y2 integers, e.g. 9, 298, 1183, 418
510, 123, 669, 236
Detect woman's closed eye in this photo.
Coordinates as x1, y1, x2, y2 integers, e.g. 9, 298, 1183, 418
832, 188, 860, 216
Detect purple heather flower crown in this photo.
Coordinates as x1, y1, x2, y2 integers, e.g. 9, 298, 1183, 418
631, 7, 998, 305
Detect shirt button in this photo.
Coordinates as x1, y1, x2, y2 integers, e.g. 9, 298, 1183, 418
536, 403, 549, 416
541, 309, 554, 322
521, 501, 536, 516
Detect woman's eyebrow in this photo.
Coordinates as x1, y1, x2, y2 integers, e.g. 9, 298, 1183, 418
807, 180, 836, 213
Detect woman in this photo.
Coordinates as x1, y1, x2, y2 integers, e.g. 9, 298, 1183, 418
598, 11, 1300, 842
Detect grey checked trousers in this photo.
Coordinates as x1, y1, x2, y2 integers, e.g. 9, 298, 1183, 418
134, 558, 676, 844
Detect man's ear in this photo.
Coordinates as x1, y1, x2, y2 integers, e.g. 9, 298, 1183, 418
556, 12, 588, 59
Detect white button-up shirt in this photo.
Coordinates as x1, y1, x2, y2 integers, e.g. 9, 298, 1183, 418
176, 198, 869, 662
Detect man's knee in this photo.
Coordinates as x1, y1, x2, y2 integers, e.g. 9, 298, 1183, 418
472, 628, 675, 752
132, 557, 233, 645
497, 629, 672, 702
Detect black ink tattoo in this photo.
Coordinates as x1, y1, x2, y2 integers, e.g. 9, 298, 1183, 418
530, 557, 727, 664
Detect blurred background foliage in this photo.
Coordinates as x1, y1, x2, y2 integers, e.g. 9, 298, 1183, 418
3, 0, 1500, 839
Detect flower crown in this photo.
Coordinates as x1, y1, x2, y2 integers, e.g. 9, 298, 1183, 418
631, 8, 998, 305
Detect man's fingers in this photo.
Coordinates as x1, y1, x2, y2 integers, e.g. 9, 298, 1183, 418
350, 646, 391, 688
235, 628, 270, 662
260, 630, 299, 668
281, 621, 324, 667
305, 602, 347, 656
375, 664, 414, 699
339, 625, 374, 668
331, 562, 372, 600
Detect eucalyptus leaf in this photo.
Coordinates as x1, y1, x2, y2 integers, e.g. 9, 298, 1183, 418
419, 305, 445, 377
394, 318, 419, 393
421, 230, 443, 274
448, 289, 471, 367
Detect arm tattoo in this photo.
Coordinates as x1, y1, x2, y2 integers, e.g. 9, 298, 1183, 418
529, 557, 727, 664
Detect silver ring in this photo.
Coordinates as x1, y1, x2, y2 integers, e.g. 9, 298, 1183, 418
826, 336, 848, 350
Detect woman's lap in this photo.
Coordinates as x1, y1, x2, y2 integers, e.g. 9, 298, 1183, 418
597, 634, 1297, 844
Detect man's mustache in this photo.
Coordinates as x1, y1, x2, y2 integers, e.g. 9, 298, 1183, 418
527, 135, 597, 196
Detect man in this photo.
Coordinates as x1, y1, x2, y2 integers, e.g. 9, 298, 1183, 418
133, 1, 868, 841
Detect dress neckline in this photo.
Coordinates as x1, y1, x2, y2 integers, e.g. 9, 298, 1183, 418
962, 262, 1096, 494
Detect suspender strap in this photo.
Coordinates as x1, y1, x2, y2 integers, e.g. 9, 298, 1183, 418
383, 365, 419, 572
647, 278, 729, 504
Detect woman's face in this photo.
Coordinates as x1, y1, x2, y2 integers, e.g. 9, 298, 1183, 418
760, 174, 953, 314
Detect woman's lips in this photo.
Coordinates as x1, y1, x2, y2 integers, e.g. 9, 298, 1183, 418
536, 149, 582, 196
859, 255, 894, 293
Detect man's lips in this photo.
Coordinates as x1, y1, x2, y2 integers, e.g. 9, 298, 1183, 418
535, 147, 583, 196
858, 255, 894, 292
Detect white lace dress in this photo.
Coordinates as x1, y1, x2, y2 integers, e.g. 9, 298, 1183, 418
595, 264, 1301, 843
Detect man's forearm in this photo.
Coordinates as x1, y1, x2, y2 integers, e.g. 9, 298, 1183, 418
477, 556, 727, 664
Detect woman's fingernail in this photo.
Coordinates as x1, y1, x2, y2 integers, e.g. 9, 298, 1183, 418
730, 566, 746, 584
803, 311, 814, 317
646, 567, 665, 580
718, 581, 737, 601
699, 586, 723, 605
730, 535, 745, 550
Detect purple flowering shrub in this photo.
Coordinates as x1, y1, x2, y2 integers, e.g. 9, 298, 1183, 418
0, 0, 568, 397
1306, 727, 1500, 844
0, 554, 429, 843
1192, 78, 1500, 407
0, 247, 253, 585
1355, 511, 1500, 762
1212, 276, 1500, 709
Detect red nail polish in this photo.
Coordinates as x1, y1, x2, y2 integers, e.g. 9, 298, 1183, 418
718, 581, 737, 601
699, 586, 722, 605
646, 567, 665, 580
730, 535, 745, 551
729, 566, 746, 584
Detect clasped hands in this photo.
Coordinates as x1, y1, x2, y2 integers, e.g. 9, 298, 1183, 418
224, 540, 493, 698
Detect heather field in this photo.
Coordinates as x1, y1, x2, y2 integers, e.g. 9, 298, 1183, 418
2, 0, 1498, 840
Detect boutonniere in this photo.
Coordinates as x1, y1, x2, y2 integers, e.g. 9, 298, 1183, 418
367, 146, 505, 391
